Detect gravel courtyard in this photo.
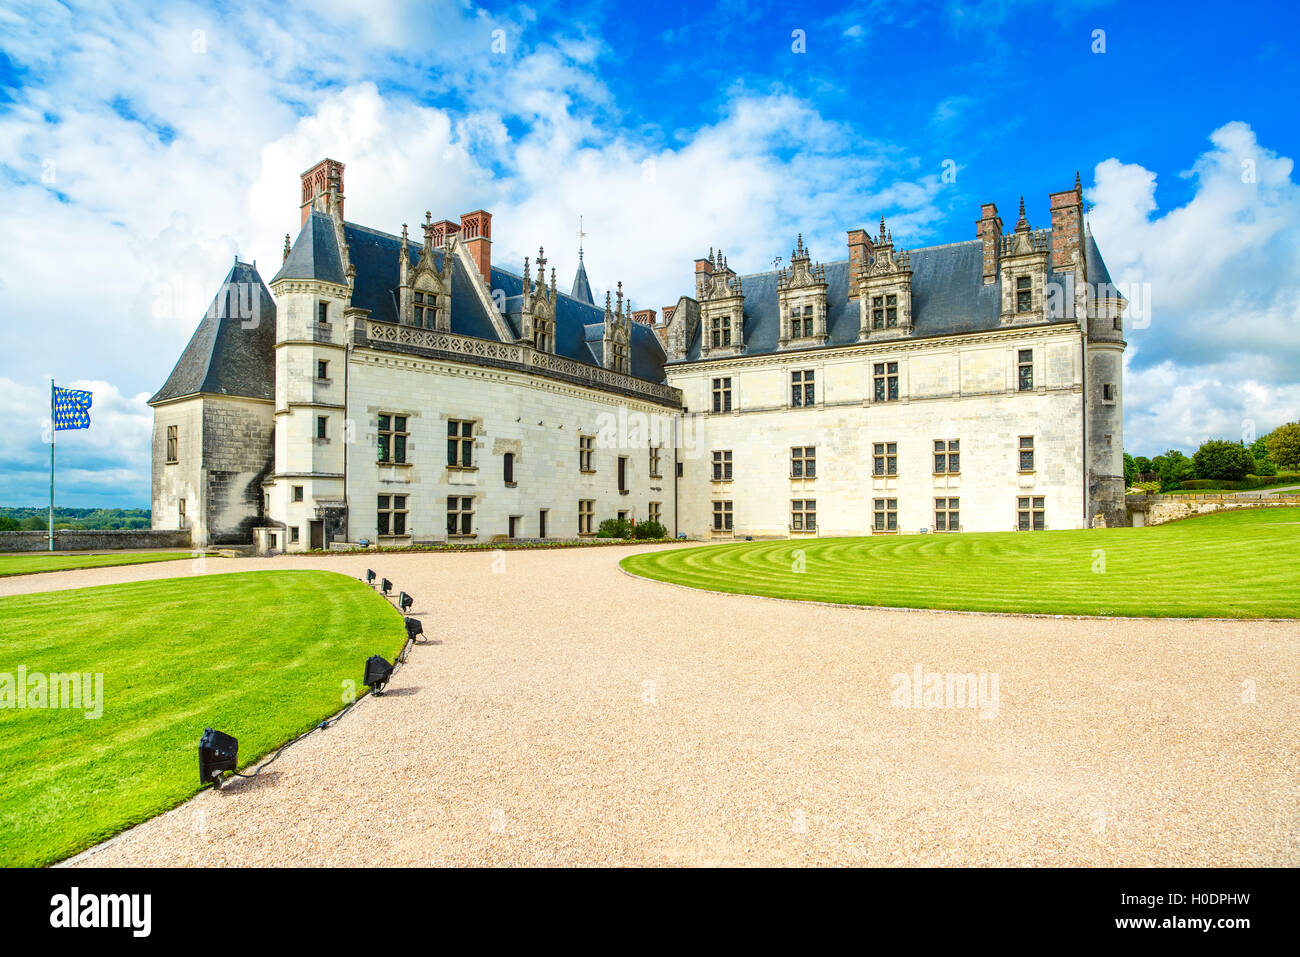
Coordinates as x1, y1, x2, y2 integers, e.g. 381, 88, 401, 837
7, 544, 1294, 867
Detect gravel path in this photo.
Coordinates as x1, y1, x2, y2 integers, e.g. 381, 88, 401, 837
7, 546, 1293, 867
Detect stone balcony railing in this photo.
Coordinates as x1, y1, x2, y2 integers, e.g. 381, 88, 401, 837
360, 320, 682, 406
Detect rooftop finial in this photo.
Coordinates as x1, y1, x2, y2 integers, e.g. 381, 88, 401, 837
283, 233, 290, 262
577, 215, 587, 260
1075, 170, 1082, 191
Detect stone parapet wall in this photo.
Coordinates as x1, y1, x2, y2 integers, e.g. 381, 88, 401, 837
1126, 493, 1300, 526
0, 529, 193, 552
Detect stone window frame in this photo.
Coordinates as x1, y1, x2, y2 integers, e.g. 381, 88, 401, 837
1017, 348, 1034, 392
790, 369, 815, 408
377, 413, 409, 465
289, 526, 301, 543
791, 498, 816, 532
618, 455, 630, 494
791, 446, 816, 479
503, 451, 516, 487
316, 415, 329, 441
1017, 495, 1045, 531
447, 419, 474, 469
1102, 382, 1117, 404
579, 434, 596, 473
711, 449, 733, 482
712, 500, 734, 532
872, 361, 900, 402
178, 498, 186, 527
578, 499, 596, 536
533, 315, 553, 353
872, 442, 898, 477
1019, 435, 1035, 473
292, 485, 304, 502
165, 425, 178, 464
317, 359, 329, 382
378, 493, 409, 537
317, 300, 329, 324
711, 377, 733, 413
648, 501, 662, 525
649, 444, 663, 479
790, 303, 815, 339
934, 497, 960, 532
1015, 276, 1033, 313
446, 495, 474, 538
872, 497, 898, 533
609, 339, 630, 375
933, 439, 960, 476
709, 314, 733, 349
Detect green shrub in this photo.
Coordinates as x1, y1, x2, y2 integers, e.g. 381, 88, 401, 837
597, 517, 634, 539
633, 520, 667, 540
1193, 439, 1255, 481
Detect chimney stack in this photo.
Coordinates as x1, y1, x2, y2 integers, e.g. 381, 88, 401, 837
632, 308, 656, 326
846, 228, 873, 297
1049, 173, 1084, 271
300, 158, 345, 226
459, 210, 492, 283
976, 203, 1003, 284
694, 252, 714, 300
431, 219, 460, 247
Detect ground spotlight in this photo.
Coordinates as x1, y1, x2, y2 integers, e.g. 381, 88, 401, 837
364, 654, 395, 694
366, 569, 376, 586
399, 591, 414, 612
381, 578, 392, 596
404, 616, 423, 641
199, 727, 239, 789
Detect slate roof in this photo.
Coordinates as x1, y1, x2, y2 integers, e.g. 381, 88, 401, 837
570, 254, 594, 304
271, 209, 347, 285
150, 260, 276, 404
674, 233, 1110, 362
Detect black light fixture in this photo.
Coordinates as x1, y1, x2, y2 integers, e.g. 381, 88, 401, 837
381, 578, 392, 596
404, 616, 423, 641
199, 727, 239, 789
364, 655, 395, 694
398, 591, 413, 613
366, 569, 376, 586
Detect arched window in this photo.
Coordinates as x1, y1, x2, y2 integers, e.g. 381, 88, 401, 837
503, 452, 515, 485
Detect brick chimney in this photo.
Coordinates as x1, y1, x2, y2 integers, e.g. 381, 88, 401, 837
431, 219, 459, 247
632, 308, 656, 326
300, 158, 345, 226
846, 228, 873, 298
694, 255, 714, 300
459, 210, 492, 282
1049, 173, 1084, 270
661, 305, 676, 324
976, 203, 1003, 284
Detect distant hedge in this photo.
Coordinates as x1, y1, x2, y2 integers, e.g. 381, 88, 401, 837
1178, 473, 1300, 491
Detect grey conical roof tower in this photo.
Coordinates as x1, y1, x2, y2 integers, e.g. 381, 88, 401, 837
570, 247, 594, 305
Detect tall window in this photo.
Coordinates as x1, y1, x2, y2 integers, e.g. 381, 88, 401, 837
413, 290, 436, 328
873, 498, 898, 532
933, 439, 959, 475
712, 500, 733, 532
791, 446, 816, 478
711, 377, 732, 413
873, 361, 899, 401
873, 442, 898, 477
711, 450, 733, 481
791, 304, 814, 338
610, 341, 629, 374
378, 494, 408, 536
648, 502, 662, 524
503, 452, 515, 485
871, 293, 898, 329
317, 359, 329, 380
1016, 276, 1032, 312
934, 497, 959, 532
1017, 496, 1045, 531
178, 498, 186, 527
791, 499, 816, 531
316, 415, 328, 440
649, 445, 662, 478
377, 414, 408, 464
448, 420, 473, 467
165, 425, 178, 464
618, 456, 629, 492
533, 317, 551, 353
318, 301, 329, 324
791, 369, 815, 407
1019, 436, 1035, 472
447, 496, 473, 536
579, 434, 595, 471
1103, 383, 1116, 402
710, 314, 732, 348
578, 499, 595, 535
1017, 349, 1034, 391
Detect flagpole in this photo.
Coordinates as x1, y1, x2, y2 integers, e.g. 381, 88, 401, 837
49, 378, 55, 552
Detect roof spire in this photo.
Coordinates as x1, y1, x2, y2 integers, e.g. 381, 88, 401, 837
1075, 170, 1082, 192
577, 215, 587, 261
282, 233, 291, 262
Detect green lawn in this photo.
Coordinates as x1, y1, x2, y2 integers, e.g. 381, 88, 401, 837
0, 570, 406, 867
621, 507, 1300, 619
0, 551, 198, 578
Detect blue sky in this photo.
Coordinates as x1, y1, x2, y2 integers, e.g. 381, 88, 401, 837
1, 0, 1297, 506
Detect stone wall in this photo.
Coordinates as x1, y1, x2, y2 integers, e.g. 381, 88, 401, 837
1126, 493, 1300, 527
0, 529, 192, 552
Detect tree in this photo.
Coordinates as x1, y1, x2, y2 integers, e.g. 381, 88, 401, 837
1153, 450, 1195, 490
1123, 452, 1137, 486
0, 516, 18, 531
1193, 440, 1255, 481
1265, 422, 1300, 470
1134, 456, 1153, 474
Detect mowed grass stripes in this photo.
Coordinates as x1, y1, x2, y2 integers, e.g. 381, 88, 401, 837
0, 551, 197, 578
621, 507, 1300, 618
0, 570, 406, 867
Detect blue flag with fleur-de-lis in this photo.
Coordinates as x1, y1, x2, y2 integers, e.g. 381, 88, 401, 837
53, 387, 92, 431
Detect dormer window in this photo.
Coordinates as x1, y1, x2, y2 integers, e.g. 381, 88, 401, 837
1016, 277, 1032, 312
871, 294, 899, 330
791, 304, 814, 338
610, 342, 629, 374
710, 314, 732, 348
533, 317, 551, 353
413, 289, 438, 328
